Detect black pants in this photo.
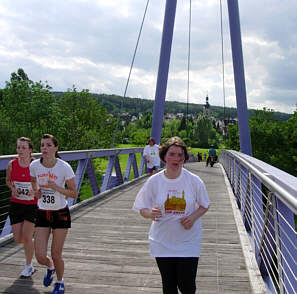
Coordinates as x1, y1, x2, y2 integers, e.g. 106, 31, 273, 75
156, 257, 199, 294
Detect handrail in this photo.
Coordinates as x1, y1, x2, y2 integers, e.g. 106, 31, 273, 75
0, 147, 147, 239
221, 150, 297, 214
219, 150, 297, 294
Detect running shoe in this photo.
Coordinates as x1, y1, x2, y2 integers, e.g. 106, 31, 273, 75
52, 281, 65, 294
43, 268, 55, 287
20, 264, 35, 277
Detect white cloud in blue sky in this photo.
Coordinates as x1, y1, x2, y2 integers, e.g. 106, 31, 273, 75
0, 0, 296, 114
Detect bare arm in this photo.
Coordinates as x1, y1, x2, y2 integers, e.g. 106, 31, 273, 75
6, 161, 17, 197
180, 205, 209, 230
5, 161, 13, 189
143, 155, 149, 163
140, 207, 162, 221
47, 177, 77, 199
31, 176, 41, 199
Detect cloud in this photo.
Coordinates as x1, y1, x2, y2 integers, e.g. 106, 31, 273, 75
0, 0, 296, 114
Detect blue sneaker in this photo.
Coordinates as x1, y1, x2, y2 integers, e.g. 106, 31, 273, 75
52, 282, 65, 294
43, 268, 55, 287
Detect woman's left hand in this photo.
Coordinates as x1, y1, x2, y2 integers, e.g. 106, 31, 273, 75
180, 215, 195, 230
47, 180, 57, 190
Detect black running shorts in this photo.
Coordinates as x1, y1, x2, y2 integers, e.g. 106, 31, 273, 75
9, 202, 37, 225
35, 206, 71, 229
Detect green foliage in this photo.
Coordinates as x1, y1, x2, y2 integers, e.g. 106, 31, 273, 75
225, 108, 297, 176
0, 69, 56, 153
55, 87, 115, 150
0, 69, 115, 154
225, 123, 240, 151
178, 116, 187, 131
191, 115, 217, 148
60, 92, 292, 121
121, 111, 222, 148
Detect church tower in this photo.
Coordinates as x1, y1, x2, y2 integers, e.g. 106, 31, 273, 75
204, 94, 211, 117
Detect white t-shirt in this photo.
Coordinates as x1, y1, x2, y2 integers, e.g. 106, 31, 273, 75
143, 144, 160, 169
30, 158, 75, 210
133, 168, 210, 257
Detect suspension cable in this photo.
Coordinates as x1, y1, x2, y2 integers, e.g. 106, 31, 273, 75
111, 0, 150, 147
186, 0, 192, 138
219, 0, 227, 126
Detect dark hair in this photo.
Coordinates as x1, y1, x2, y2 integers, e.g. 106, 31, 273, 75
147, 137, 155, 145
41, 134, 60, 159
17, 137, 34, 151
159, 136, 189, 162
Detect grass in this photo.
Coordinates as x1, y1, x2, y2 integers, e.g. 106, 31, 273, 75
77, 144, 221, 201
77, 145, 144, 201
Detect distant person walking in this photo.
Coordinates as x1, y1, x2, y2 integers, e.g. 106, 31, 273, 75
203, 153, 207, 161
6, 137, 37, 277
133, 136, 210, 294
30, 134, 77, 294
143, 137, 160, 176
206, 145, 217, 167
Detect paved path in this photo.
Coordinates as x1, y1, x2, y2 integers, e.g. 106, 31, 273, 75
0, 163, 257, 293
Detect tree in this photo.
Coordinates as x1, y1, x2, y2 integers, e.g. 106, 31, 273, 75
178, 116, 187, 131
0, 70, 116, 154
0, 69, 57, 153
192, 115, 216, 147
225, 108, 297, 176
56, 87, 115, 150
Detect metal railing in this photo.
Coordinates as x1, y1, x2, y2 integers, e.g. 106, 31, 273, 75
0, 147, 146, 238
219, 150, 297, 294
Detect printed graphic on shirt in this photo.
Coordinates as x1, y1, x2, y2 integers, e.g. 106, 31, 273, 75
149, 150, 157, 157
13, 181, 34, 201
37, 172, 61, 209
164, 190, 186, 215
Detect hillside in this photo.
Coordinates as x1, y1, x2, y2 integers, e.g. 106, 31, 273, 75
53, 92, 292, 121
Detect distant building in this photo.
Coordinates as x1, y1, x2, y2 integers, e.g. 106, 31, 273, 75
204, 95, 211, 117
176, 113, 184, 119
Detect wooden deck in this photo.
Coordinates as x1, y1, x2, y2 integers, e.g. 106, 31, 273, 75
0, 163, 258, 293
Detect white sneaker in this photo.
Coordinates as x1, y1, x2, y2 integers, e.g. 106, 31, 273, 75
21, 264, 35, 277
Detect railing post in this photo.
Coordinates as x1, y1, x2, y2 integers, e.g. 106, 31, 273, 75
275, 196, 297, 293
139, 152, 146, 176
232, 157, 235, 188
251, 175, 264, 266
86, 159, 100, 196
68, 158, 89, 206
271, 194, 284, 294
0, 217, 12, 237
250, 173, 256, 249
114, 155, 124, 186
101, 156, 115, 192
131, 153, 139, 178
243, 171, 251, 231
124, 153, 134, 182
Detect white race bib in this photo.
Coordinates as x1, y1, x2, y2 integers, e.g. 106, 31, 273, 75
13, 181, 34, 201
39, 187, 61, 210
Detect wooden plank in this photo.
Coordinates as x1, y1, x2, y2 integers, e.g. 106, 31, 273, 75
0, 163, 254, 293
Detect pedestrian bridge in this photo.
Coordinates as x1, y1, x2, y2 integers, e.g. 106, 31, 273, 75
0, 148, 296, 294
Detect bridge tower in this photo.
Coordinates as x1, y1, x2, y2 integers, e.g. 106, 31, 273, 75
151, 0, 252, 155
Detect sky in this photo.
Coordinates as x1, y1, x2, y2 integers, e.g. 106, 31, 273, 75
0, 0, 296, 114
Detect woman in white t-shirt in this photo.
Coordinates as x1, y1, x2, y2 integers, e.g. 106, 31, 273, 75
30, 134, 77, 294
143, 137, 160, 176
133, 136, 210, 294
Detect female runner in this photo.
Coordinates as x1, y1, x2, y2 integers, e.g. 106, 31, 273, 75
30, 134, 77, 294
6, 137, 37, 277
133, 136, 210, 294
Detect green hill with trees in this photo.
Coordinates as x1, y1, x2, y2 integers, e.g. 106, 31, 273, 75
1, 68, 296, 177
53, 92, 292, 121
